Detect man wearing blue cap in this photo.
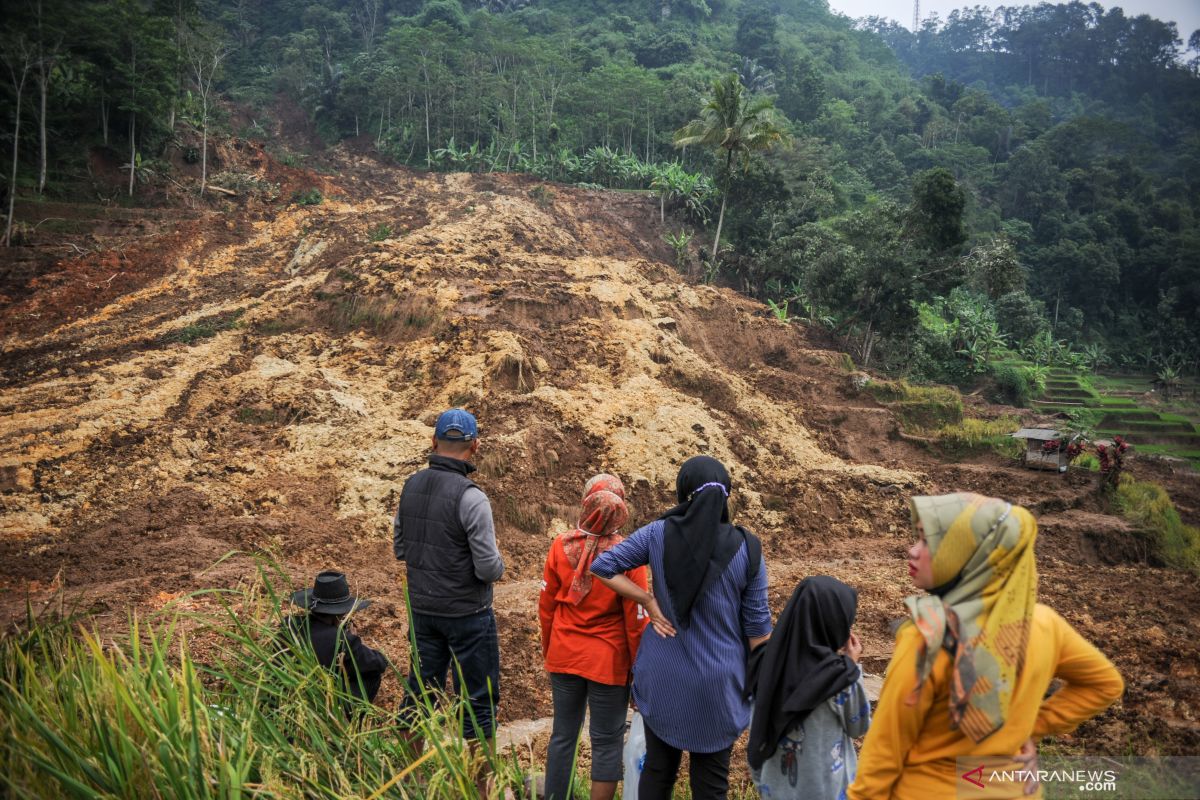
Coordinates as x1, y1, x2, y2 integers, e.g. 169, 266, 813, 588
394, 408, 505, 751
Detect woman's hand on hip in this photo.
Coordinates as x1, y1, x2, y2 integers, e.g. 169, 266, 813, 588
1014, 738, 1039, 795
646, 597, 676, 638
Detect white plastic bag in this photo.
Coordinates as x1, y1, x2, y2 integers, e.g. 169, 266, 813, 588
623, 711, 647, 800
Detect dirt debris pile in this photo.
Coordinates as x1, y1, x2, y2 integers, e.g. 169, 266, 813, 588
0, 157, 1196, 756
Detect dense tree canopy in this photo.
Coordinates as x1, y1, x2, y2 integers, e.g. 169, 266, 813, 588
2, 0, 1197, 378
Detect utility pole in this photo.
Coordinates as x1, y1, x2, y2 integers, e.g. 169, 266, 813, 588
913, 0, 920, 31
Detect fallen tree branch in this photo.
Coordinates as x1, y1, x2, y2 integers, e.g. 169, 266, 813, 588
207, 185, 237, 197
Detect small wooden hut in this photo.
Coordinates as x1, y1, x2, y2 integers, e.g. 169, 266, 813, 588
1011, 427, 1071, 471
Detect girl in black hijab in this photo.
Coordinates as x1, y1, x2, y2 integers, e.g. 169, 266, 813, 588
746, 576, 871, 799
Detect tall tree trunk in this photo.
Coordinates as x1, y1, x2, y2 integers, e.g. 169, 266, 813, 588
100, 92, 109, 144
5, 56, 28, 245
33, 0, 55, 195
711, 151, 733, 260
128, 41, 137, 197
37, 71, 47, 194
5, 77, 24, 247
421, 62, 432, 166
128, 112, 136, 196
200, 111, 208, 195
711, 192, 727, 261
645, 105, 651, 163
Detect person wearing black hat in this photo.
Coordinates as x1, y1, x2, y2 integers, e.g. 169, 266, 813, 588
282, 570, 390, 704
394, 408, 505, 748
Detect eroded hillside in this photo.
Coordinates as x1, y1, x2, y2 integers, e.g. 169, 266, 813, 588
1, 150, 1196, 759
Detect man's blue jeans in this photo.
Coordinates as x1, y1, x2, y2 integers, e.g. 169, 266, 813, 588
400, 608, 501, 739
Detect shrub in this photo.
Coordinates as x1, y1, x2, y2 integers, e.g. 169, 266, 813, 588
368, 223, 393, 242
527, 185, 554, 208
990, 364, 1032, 407
1115, 476, 1200, 573
158, 311, 244, 345
663, 229, 693, 271
292, 188, 323, 206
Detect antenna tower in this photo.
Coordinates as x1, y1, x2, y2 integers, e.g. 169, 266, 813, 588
913, 0, 920, 31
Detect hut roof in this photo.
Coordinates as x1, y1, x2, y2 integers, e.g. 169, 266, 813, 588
1011, 428, 1063, 441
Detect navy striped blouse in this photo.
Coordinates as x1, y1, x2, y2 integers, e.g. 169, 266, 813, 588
591, 519, 771, 752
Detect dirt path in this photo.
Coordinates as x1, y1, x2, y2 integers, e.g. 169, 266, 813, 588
0, 153, 1196, 760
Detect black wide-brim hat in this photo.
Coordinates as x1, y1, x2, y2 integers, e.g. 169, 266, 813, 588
290, 570, 372, 615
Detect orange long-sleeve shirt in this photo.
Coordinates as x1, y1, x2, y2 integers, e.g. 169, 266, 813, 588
849, 603, 1124, 800
538, 536, 648, 686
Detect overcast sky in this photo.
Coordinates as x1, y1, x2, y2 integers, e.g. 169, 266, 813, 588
825, 0, 1200, 48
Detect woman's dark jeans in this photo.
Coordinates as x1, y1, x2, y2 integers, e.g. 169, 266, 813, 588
543, 672, 629, 800
638, 717, 732, 800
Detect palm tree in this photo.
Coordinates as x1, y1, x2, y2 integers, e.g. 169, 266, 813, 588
674, 73, 790, 260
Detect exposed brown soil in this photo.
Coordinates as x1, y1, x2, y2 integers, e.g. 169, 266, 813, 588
1, 150, 1197, 770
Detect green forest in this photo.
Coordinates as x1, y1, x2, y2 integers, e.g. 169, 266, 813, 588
3, 0, 1199, 388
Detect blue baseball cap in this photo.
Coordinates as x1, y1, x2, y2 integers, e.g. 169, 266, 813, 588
435, 408, 478, 441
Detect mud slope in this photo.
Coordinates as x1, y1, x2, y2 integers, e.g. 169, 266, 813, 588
1, 153, 1196, 757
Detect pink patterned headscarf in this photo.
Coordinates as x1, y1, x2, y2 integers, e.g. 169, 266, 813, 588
583, 473, 625, 501
560, 475, 629, 604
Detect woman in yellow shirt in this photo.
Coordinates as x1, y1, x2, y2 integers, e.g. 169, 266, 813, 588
849, 493, 1124, 800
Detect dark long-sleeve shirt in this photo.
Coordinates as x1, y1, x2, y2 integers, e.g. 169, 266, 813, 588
281, 615, 390, 702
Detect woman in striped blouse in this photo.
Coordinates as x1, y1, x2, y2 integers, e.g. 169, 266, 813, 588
591, 455, 772, 800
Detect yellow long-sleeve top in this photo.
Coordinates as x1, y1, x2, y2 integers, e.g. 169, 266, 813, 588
849, 603, 1124, 800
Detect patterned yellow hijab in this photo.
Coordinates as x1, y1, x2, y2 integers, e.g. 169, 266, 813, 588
902, 492, 1038, 742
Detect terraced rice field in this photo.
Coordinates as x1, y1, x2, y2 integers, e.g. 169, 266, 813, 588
1018, 364, 1200, 465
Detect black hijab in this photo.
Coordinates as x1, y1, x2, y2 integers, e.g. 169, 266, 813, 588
746, 576, 861, 770
659, 455, 745, 629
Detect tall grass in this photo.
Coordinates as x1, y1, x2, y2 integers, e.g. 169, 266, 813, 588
863, 379, 963, 430
1114, 476, 1200, 574
925, 416, 1023, 458
0, 563, 528, 799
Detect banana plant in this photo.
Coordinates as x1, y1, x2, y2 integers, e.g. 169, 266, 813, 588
956, 338, 989, 373
1157, 365, 1182, 399
1081, 343, 1109, 372
766, 299, 790, 324
1024, 364, 1049, 395
663, 229, 693, 270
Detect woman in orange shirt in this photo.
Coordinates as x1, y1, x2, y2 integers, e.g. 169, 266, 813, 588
849, 493, 1124, 800
539, 474, 649, 800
